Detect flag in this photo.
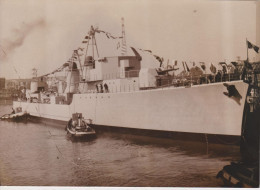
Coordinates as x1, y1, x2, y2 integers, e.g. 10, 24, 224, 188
254, 46, 259, 53
210, 63, 217, 74
82, 41, 88, 43
199, 62, 206, 71
185, 62, 190, 72
247, 40, 259, 53
247, 40, 253, 49
85, 36, 89, 39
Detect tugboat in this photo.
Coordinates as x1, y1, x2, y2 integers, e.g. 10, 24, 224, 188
66, 113, 96, 137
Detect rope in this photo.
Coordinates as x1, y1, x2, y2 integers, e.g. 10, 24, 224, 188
34, 105, 80, 166
205, 133, 208, 155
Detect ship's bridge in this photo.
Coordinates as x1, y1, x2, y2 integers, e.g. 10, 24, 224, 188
83, 56, 141, 81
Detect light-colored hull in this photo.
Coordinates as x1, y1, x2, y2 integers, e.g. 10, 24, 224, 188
13, 80, 248, 136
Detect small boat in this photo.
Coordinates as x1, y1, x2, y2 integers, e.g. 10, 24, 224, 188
0, 108, 29, 121
216, 162, 259, 187
66, 113, 96, 137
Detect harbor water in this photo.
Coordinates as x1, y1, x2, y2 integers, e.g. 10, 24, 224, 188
0, 105, 241, 187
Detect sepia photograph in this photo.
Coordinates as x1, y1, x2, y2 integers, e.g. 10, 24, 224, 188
0, 0, 259, 188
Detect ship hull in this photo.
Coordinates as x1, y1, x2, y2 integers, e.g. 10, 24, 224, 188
13, 80, 248, 137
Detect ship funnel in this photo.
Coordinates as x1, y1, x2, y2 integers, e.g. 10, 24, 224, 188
82, 56, 94, 81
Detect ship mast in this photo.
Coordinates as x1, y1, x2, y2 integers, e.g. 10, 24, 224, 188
121, 17, 127, 55
84, 25, 100, 61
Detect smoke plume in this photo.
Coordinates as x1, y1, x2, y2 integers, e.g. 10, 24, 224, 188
0, 18, 46, 61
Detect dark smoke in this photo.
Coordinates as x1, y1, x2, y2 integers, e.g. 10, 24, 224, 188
0, 18, 46, 61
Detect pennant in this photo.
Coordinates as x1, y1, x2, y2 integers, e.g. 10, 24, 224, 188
210, 63, 216, 74
199, 62, 206, 71
77, 47, 84, 51
96, 30, 105, 33
185, 62, 190, 72
138, 48, 152, 54
144, 49, 152, 53
82, 41, 88, 43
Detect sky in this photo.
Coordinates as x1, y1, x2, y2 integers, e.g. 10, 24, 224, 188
0, 0, 258, 79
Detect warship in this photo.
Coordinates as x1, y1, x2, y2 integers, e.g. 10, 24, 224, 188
11, 20, 260, 143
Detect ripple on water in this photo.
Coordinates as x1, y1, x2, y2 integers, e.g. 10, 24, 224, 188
0, 105, 240, 186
